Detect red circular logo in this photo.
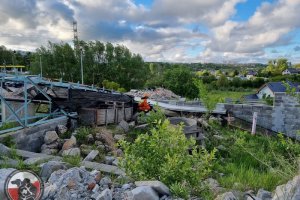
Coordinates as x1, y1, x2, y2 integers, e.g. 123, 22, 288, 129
5, 170, 44, 200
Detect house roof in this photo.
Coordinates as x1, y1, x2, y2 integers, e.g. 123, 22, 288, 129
258, 81, 300, 93
285, 68, 300, 74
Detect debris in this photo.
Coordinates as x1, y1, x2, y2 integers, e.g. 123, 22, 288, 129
126, 88, 180, 101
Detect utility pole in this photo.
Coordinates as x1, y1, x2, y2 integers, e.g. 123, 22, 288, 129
39, 54, 43, 77
80, 47, 83, 85
73, 21, 79, 52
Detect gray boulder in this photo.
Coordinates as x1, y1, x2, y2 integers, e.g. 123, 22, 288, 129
215, 192, 238, 200
105, 156, 116, 165
272, 175, 300, 200
56, 124, 68, 135
127, 186, 159, 200
135, 181, 170, 196
114, 134, 126, 142
257, 189, 272, 200
40, 161, 68, 181
96, 188, 112, 200
62, 148, 81, 157
116, 120, 130, 133
44, 131, 59, 144
100, 177, 112, 186
83, 150, 99, 162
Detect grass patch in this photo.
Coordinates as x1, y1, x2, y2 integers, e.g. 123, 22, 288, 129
209, 90, 255, 102
62, 155, 82, 167
207, 125, 300, 193
2, 135, 15, 147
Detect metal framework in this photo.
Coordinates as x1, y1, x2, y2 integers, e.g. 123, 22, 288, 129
0, 74, 74, 134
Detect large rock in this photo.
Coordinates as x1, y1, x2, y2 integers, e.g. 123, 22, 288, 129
40, 161, 68, 181
56, 125, 68, 135
0, 144, 10, 156
96, 188, 112, 200
62, 136, 77, 151
0, 168, 16, 200
135, 181, 170, 196
272, 175, 300, 200
44, 131, 59, 144
105, 156, 116, 165
215, 192, 238, 200
127, 186, 159, 200
116, 120, 130, 133
257, 189, 272, 200
83, 150, 99, 162
62, 148, 81, 157
114, 134, 126, 142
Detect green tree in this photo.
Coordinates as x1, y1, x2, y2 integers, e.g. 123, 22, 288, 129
162, 66, 198, 98
193, 78, 218, 116
216, 75, 229, 88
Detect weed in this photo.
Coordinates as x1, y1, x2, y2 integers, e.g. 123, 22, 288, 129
62, 155, 82, 167
2, 135, 15, 147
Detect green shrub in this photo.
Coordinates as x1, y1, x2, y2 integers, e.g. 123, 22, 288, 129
119, 120, 216, 194
170, 182, 190, 199
138, 105, 166, 126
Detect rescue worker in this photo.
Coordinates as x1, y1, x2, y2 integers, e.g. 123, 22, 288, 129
138, 94, 151, 112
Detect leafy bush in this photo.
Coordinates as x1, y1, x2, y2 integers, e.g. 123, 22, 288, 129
138, 105, 166, 126
170, 182, 190, 199
119, 120, 216, 195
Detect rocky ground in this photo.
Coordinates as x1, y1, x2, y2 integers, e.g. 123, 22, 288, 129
0, 118, 300, 200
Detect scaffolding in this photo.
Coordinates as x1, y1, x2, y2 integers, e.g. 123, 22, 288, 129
0, 74, 76, 134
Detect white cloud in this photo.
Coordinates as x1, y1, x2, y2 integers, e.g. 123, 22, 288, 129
0, 0, 299, 63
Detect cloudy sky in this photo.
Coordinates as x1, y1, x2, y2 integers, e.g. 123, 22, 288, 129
0, 0, 300, 63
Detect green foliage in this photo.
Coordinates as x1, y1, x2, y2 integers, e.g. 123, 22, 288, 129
193, 78, 218, 116
263, 58, 289, 76
283, 81, 300, 102
208, 125, 300, 192
170, 182, 190, 199
262, 94, 274, 106
30, 41, 147, 90
62, 155, 82, 167
2, 135, 15, 147
138, 105, 166, 126
162, 66, 198, 98
0, 122, 18, 131
119, 120, 216, 194
216, 75, 229, 88
75, 127, 94, 145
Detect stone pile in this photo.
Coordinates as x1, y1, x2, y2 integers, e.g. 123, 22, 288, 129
41, 164, 173, 200
126, 88, 180, 100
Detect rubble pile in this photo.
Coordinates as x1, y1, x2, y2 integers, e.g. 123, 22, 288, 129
126, 88, 180, 100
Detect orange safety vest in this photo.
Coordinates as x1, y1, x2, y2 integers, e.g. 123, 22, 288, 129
138, 99, 151, 112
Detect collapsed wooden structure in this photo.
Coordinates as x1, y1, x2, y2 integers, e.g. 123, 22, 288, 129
0, 74, 135, 133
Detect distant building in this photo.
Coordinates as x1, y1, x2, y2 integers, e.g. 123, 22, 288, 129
246, 70, 257, 80
282, 68, 300, 75
243, 81, 300, 100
